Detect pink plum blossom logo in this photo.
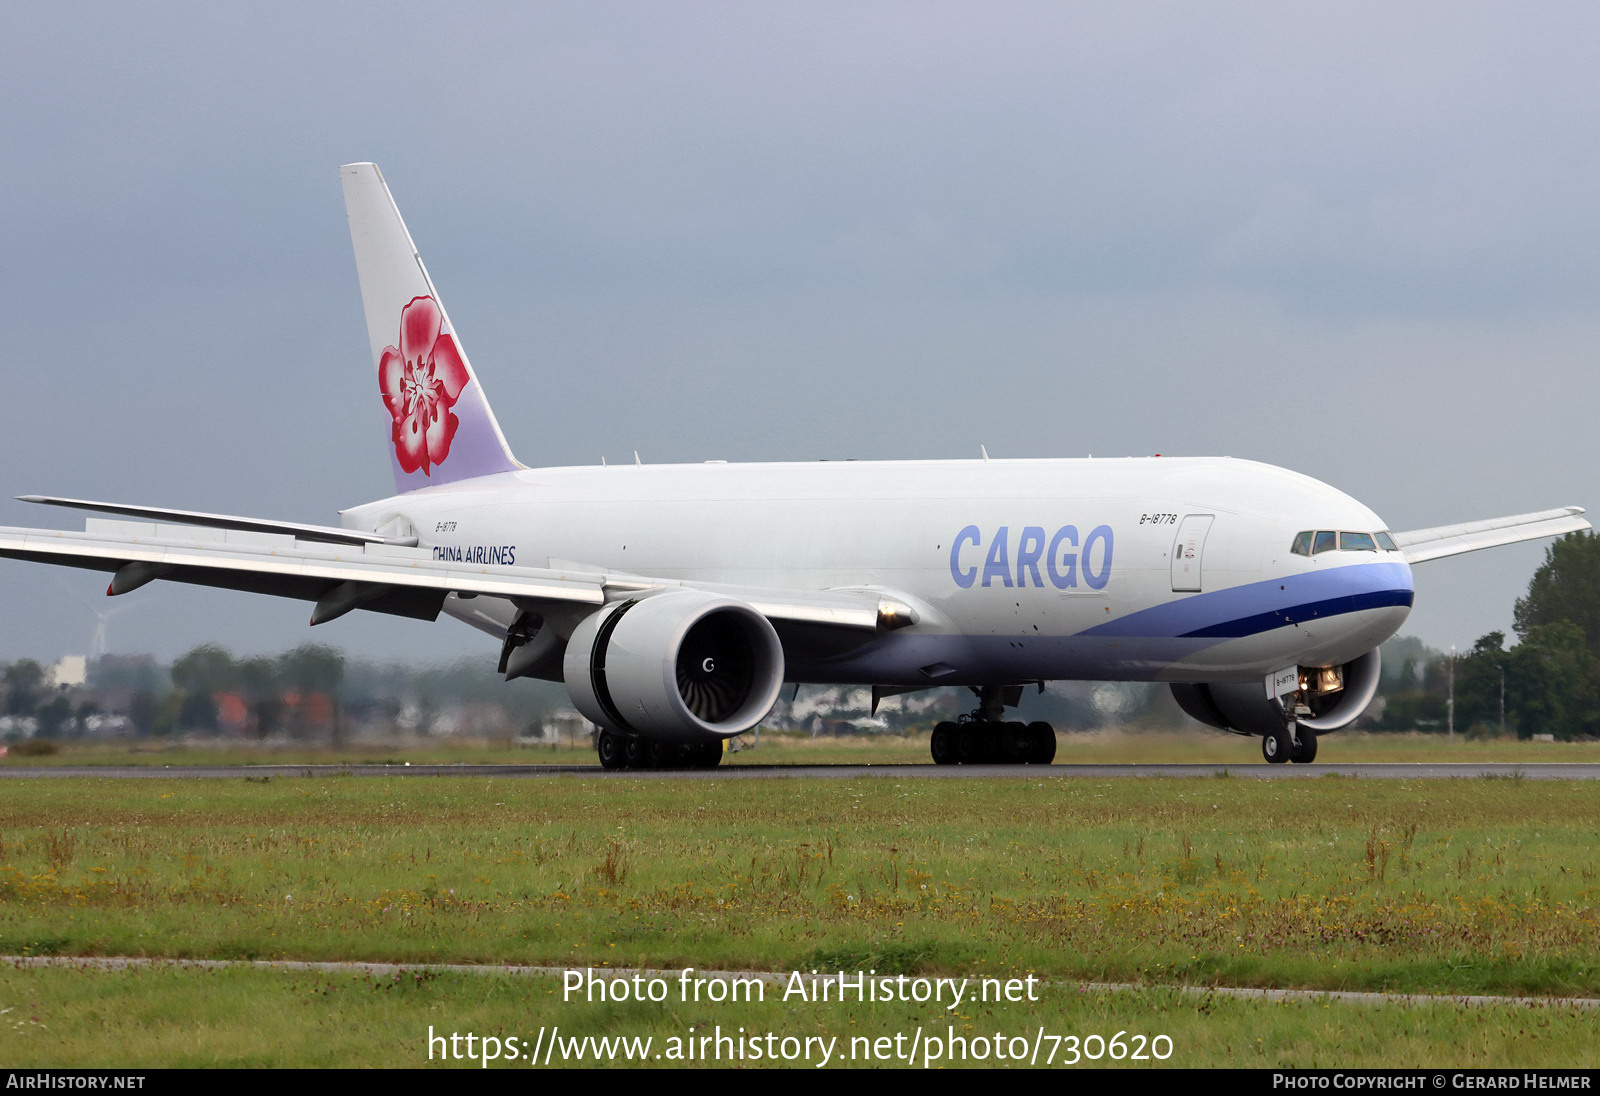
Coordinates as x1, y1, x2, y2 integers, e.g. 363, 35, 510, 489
379, 296, 470, 475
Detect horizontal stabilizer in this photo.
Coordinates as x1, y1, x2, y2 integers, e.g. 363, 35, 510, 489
17, 495, 414, 548
1393, 506, 1590, 564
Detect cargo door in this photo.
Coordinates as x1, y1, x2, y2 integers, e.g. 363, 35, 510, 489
1171, 514, 1215, 592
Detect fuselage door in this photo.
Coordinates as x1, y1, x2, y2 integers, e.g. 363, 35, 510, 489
1171, 514, 1215, 592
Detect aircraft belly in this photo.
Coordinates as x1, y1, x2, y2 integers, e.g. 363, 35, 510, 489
785, 605, 1407, 685
783, 631, 1193, 685
789, 561, 1412, 685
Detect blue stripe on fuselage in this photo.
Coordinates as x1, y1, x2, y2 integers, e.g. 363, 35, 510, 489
1080, 560, 1414, 640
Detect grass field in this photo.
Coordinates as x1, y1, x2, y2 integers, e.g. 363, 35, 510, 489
1, 768, 1598, 1066
5, 962, 1598, 1069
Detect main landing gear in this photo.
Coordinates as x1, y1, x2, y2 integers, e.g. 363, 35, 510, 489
929, 685, 1057, 766
595, 729, 723, 771
1261, 722, 1318, 765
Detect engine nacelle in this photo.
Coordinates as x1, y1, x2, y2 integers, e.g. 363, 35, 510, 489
1171, 648, 1382, 736
563, 589, 785, 743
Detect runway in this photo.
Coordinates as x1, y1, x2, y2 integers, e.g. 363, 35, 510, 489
3, 762, 1600, 780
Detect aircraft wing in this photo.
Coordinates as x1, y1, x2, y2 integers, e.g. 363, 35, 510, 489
1392, 506, 1590, 564
0, 516, 902, 632
14, 494, 414, 547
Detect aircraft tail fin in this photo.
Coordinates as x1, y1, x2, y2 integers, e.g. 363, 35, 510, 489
340, 162, 521, 493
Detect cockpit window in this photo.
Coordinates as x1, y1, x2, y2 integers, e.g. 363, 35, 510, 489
1294, 529, 1399, 555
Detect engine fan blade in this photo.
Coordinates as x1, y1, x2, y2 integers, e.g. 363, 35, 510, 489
676, 622, 755, 723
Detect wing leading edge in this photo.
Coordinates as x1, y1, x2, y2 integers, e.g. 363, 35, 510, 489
1392, 506, 1590, 564
0, 516, 905, 633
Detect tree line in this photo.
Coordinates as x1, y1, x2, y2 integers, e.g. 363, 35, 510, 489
2, 643, 566, 741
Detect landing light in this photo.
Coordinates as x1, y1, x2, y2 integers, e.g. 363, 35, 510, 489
877, 599, 919, 631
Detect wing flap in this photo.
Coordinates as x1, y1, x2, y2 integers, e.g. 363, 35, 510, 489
1393, 506, 1590, 564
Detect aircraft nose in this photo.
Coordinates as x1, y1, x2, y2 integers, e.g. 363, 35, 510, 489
1341, 556, 1415, 645
1349, 555, 1414, 609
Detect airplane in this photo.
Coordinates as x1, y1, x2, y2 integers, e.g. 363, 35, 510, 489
0, 163, 1588, 770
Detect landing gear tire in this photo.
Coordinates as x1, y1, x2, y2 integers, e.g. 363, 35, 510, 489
644, 738, 673, 770
957, 724, 985, 764
999, 721, 1030, 763
622, 734, 646, 769
1026, 721, 1057, 765
939, 718, 1058, 765
1262, 726, 1292, 764
596, 729, 627, 770
1290, 727, 1318, 764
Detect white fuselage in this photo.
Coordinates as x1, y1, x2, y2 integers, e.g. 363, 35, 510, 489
341, 455, 1414, 687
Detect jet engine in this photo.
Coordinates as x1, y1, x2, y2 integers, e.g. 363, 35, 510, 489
562, 589, 785, 742
1170, 648, 1382, 736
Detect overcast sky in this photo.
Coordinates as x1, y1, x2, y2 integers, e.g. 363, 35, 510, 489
2, 2, 1596, 666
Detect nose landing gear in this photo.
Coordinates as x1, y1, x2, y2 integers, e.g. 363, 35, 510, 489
1262, 722, 1318, 764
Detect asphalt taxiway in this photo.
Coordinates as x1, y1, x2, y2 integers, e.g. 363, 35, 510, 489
2, 762, 1598, 780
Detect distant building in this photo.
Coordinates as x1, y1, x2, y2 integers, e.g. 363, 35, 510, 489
51, 655, 87, 689
534, 708, 593, 744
